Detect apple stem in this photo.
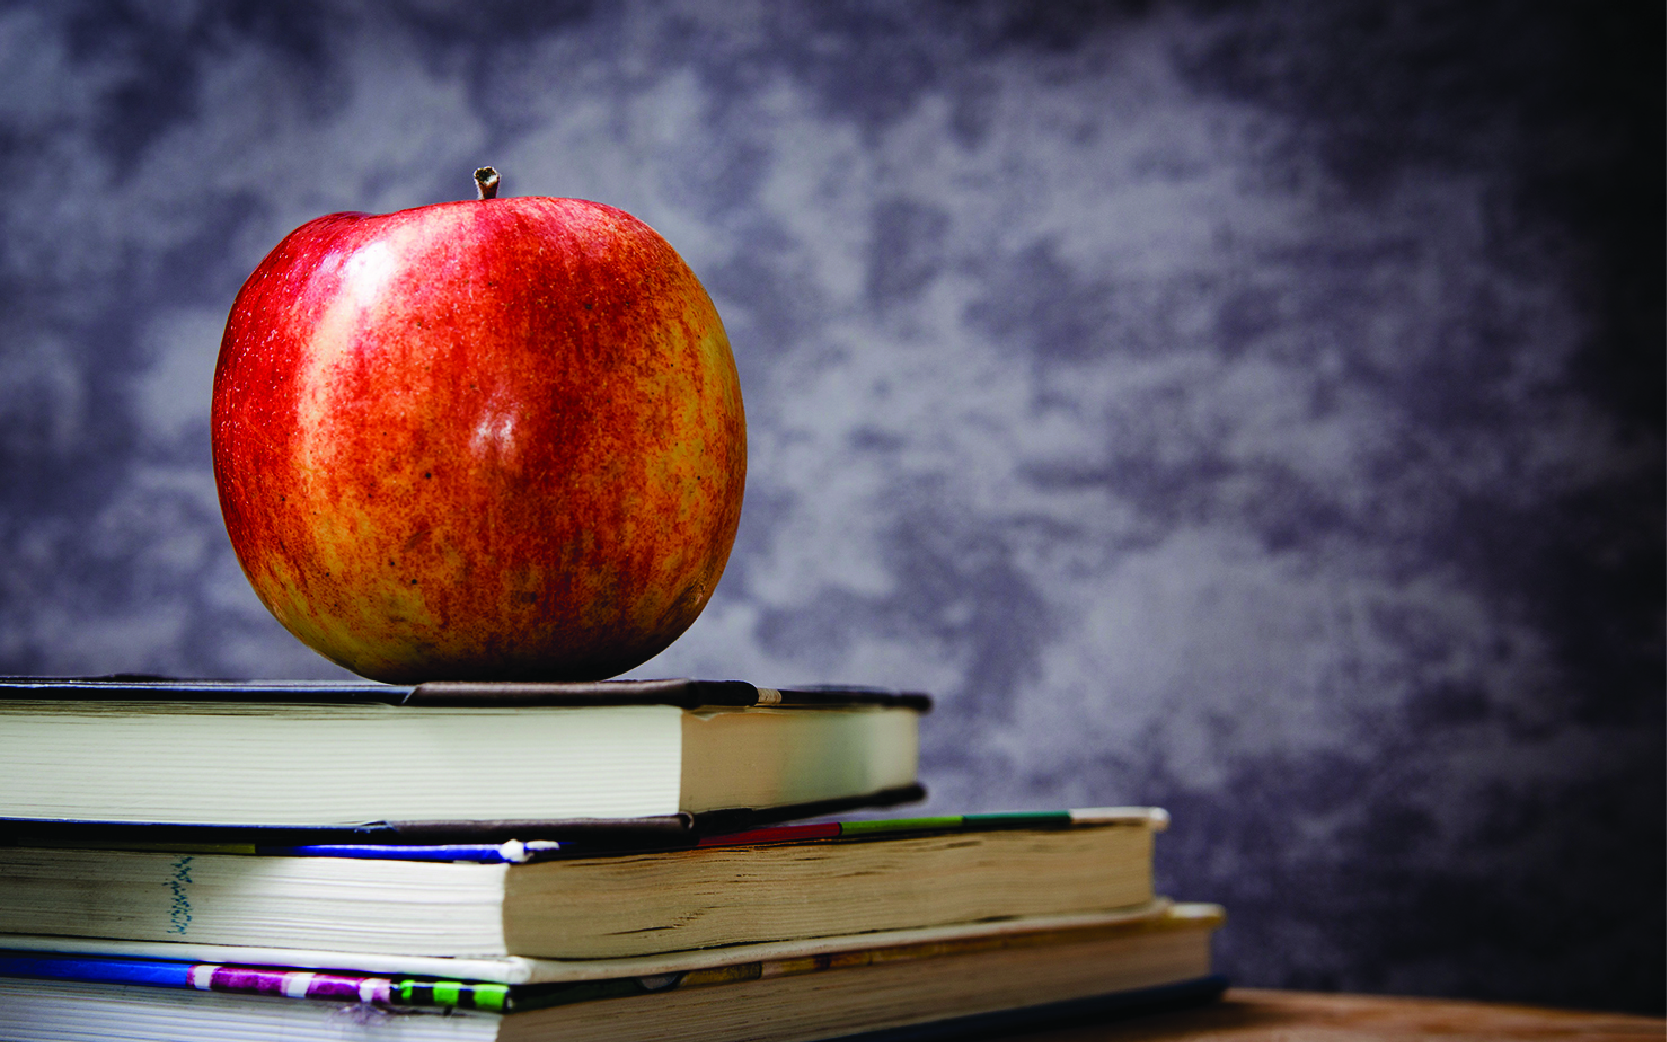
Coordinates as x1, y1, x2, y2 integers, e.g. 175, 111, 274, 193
475, 167, 500, 201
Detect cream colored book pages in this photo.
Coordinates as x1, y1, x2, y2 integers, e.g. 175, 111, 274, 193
0, 902, 1185, 984
501, 920, 1217, 1042
0, 818, 1155, 958
0, 850, 511, 955
0, 701, 685, 824
504, 821, 1156, 958
680, 705, 919, 811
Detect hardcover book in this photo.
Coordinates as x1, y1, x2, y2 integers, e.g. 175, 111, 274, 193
0, 677, 927, 836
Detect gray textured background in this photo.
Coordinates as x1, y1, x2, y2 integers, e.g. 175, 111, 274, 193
0, 0, 1659, 1014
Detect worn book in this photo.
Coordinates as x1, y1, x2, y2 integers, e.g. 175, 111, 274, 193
0, 677, 926, 836
0, 808, 1166, 959
0, 904, 1226, 1042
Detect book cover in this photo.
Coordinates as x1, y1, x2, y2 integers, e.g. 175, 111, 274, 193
3, 807, 1167, 861
0, 675, 932, 711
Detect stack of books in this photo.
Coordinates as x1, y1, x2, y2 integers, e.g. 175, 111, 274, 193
0, 676, 1225, 1040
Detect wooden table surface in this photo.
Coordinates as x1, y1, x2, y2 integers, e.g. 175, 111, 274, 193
1001, 988, 1665, 1042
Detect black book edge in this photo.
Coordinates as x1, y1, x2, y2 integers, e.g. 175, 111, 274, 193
508, 975, 1228, 1022
0, 783, 928, 850
0, 676, 932, 712
817, 976, 1231, 1042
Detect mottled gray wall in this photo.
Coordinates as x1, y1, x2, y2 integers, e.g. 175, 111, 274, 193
0, 0, 1659, 1014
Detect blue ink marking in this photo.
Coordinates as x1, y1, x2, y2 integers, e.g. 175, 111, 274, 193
166, 856, 193, 935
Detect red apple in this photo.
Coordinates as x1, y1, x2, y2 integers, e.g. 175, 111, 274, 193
212, 169, 746, 683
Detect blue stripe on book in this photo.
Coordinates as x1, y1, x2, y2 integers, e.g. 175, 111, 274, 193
256, 840, 563, 862
0, 952, 194, 989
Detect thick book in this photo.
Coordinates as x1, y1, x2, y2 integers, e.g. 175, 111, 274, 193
0, 904, 1226, 1042
0, 808, 1166, 959
0, 677, 926, 836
